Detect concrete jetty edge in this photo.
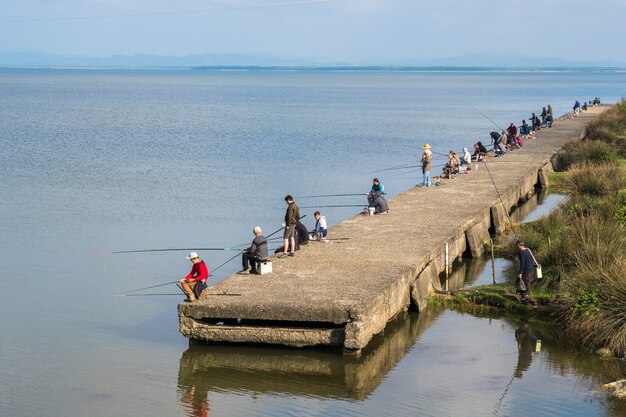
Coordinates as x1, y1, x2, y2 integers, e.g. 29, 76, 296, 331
178, 106, 608, 353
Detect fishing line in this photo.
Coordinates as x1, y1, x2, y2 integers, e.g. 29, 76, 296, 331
88, 247, 243, 256
295, 193, 364, 198
297, 204, 365, 209
2, 0, 340, 23
482, 159, 518, 236
471, 105, 504, 131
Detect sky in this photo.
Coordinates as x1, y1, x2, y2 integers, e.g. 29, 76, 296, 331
1, 0, 625, 64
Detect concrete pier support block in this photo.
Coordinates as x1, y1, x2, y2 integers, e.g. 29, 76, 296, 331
491, 204, 507, 234
411, 261, 440, 312
466, 210, 491, 257
538, 161, 554, 189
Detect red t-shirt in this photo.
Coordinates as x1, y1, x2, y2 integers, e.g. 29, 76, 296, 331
185, 261, 209, 281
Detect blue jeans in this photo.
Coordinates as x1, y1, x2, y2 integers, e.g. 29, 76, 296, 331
423, 169, 431, 186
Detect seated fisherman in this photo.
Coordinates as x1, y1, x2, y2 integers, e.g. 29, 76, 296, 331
239, 227, 268, 275
443, 150, 461, 178
311, 211, 328, 239
179, 252, 209, 302
294, 220, 309, 251
369, 191, 389, 214
367, 177, 384, 206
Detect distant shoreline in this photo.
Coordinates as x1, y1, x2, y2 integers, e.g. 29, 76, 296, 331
1, 65, 625, 73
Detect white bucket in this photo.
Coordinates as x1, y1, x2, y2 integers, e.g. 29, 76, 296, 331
368, 207, 375, 215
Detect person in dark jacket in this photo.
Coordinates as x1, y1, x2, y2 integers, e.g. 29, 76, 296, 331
369, 190, 389, 214
531, 113, 541, 132
540, 107, 547, 126
239, 226, 268, 274
280, 195, 300, 258
516, 240, 535, 304
473, 141, 489, 162
294, 221, 309, 250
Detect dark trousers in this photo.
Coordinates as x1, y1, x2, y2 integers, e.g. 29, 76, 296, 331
242, 252, 263, 273
520, 271, 533, 303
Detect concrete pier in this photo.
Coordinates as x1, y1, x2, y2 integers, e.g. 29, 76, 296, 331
179, 106, 607, 352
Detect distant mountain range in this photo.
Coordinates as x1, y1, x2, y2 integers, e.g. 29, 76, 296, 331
0, 51, 624, 69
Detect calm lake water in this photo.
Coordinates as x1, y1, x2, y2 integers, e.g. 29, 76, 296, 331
1, 69, 625, 416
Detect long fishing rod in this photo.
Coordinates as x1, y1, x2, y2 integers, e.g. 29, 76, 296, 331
298, 204, 365, 209
116, 292, 242, 297
116, 280, 182, 295
295, 193, 364, 198
481, 159, 518, 236
88, 247, 243, 256
472, 105, 504, 131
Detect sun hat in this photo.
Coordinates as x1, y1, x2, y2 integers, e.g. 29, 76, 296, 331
422, 143, 431, 149
186, 251, 199, 259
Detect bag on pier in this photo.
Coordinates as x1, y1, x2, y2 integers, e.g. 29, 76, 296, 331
193, 280, 207, 299
528, 249, 543, 279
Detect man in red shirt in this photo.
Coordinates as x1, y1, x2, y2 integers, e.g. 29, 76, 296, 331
179, 251, 209, 302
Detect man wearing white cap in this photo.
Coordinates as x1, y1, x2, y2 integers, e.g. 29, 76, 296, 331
179, 252, 209, 302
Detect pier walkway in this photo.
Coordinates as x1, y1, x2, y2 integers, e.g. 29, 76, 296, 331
179, 106, 607, 352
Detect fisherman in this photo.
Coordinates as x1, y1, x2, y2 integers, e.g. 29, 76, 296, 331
461, 147, 472, 168
443, 150, 461, 179
520, 120, 531, 137
530, 113, 540, 132
490, 131, 505, 156
179, 252, 209, 302
540, 107, 547, 126
294, 220, 309, 250
238, 227, 268, 275
367, 178, 384, 205
311, 211, 328, 239
369, 190, 389, 214
516, 240, 535, 305
507, 123, 518, 141
473, 141, 489, 162
573, 99, 581, 116
420, 144, 433, 186
280, 195, 300, 258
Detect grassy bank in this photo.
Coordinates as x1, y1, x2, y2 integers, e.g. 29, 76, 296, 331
454, 103, 626, 356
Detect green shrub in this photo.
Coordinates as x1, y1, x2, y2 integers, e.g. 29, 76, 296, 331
564, 163, 626, 198
560, 260, 626, 354
559, 141, 618, 169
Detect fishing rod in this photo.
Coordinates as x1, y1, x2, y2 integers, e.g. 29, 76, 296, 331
116, 292, 242, 297
471, 105, 504, 131
295, 193, 364, 198
298, 204, 365, 209
88, 247, 244, 256
481, 159, 518, 236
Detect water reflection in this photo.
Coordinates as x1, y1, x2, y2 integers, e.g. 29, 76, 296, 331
177, 309, 443, 415
443, 256, 513, 290
177, 308, 626, 417
510, 188, 568, 223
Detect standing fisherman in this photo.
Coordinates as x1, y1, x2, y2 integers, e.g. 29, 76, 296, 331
239, 226, 268, 274
421, 144, 433, 187
516, 240, 535, 305
280, 195, 300, 258
179, 252, 209, 302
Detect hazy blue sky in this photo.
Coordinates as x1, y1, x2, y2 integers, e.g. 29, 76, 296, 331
1, 0, 625, 63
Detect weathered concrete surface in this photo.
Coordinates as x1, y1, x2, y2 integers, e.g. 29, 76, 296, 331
179, 106, 607, 350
